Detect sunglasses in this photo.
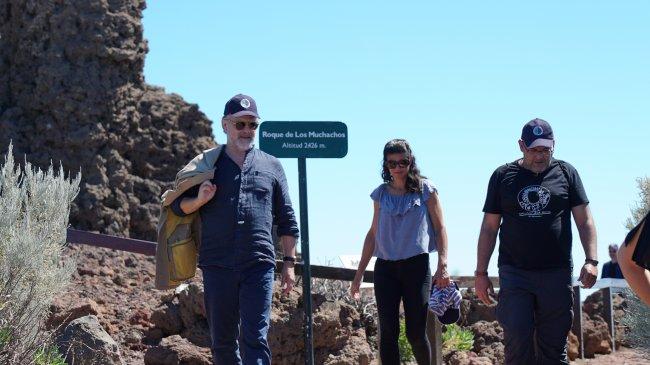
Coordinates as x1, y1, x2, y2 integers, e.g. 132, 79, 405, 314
231, 120, 259, 131
525, 147, 553, 156
385, 159, 410, 169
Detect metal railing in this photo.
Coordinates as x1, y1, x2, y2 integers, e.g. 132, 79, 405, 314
571, 278, 628, 359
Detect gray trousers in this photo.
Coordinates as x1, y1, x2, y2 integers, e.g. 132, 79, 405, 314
497, 265, 573, 365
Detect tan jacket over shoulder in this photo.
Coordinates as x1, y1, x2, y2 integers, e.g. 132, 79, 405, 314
155, 145, 224, 290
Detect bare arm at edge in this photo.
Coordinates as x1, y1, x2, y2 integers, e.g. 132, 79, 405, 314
353, 202, 380, 283
618, 220, 650, 305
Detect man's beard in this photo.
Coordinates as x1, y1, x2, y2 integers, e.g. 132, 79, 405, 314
531, 161, 550, 173
234, 137, 254, 151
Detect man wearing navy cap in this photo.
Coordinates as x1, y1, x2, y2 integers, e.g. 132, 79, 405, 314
171, 94, 299, 364
474, 118, 598, 364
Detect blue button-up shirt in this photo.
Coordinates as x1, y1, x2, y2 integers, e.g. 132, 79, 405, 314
171, 148, 299, 269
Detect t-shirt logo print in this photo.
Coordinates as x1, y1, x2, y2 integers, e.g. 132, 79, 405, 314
517, 185, 551, 217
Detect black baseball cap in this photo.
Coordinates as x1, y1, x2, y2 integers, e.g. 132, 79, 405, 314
521, 118, 554, 148
223, 94, 259, 119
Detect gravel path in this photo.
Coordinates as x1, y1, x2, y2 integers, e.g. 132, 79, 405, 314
572, 347, 650, 365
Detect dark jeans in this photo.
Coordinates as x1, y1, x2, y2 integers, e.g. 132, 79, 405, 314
497, 265, 574, 365
202, 263, 275, 365
374, 253, 431, 365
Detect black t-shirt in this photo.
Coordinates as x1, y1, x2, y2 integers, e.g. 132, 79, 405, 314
483, 159, 589, 270
625, 212, 650, 270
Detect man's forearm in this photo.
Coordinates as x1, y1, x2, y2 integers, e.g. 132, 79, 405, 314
280, 235, 297, 258
578, 221, 597, 260
477, 228, 498, 272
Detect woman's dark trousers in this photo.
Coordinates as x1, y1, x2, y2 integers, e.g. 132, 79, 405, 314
374, 253, 432, 365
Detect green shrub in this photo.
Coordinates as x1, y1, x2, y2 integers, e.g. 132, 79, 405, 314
0, 143, 80, 364
0, 327, 10, 347
625, 177, 650, 229
398, 318, 415, 362
34, 346, 66, 365
621, 178, 650, 352
621, 291, 650, 352
442, 324, 474, 352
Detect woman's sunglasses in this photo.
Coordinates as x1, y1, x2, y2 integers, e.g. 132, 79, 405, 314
385, 159, 410, 169
231, 120, 259, 131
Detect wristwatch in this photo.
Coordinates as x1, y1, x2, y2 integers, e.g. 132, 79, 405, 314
283, 256, 296, 263
585, 258, 598, 266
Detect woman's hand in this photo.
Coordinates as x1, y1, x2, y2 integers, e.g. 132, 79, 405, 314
350, 277, 362, 301
432, 263, 451, 289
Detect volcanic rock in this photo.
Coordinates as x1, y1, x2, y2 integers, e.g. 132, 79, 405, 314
470, 320, 503, 354
446, 350, 493, 365
568, 331, 580, 361
0, 0, 216, 241
144, 335, 211, 365
57, 315, 124, 365
583, 314, 613, 357
460, 288, 497, 326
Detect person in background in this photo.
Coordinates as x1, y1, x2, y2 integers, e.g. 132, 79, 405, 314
601, 243, 625, 279
350, 139, 451, 365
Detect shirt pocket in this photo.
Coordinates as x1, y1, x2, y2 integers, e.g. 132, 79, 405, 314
252, 186, 271, 207
248, 172, 274, 225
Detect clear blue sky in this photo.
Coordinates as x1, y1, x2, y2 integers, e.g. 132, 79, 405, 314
143, 1, 649, 277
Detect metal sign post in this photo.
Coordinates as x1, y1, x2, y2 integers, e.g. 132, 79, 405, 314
297, 156, 313, 364
260, 121, 348, 365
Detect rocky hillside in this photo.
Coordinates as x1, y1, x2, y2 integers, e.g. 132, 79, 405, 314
0, 0, 215, 241
445, 288, 629, 364
50, 244, 375, 365
49, 242, 642, 365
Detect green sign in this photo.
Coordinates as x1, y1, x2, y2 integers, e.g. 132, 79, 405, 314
259, 121, 348, 158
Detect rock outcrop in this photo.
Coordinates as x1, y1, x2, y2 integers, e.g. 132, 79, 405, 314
582, 313, 613, 357
583, 289, 628, 348
460, 288, 497, 326
146, 281, 375, 365
567, 331, 580, 360
445, 288, 630, 363
144, 335, 212, 365
469, 321, 504, 364
56, 315, 124, 365
0, 0, 215, 241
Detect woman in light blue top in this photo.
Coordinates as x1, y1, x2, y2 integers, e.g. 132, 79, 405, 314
350, 139, 450, 365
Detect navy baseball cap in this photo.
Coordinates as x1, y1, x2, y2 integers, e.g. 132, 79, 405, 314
521, 118, 554, 148
223, 94, 259, 119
